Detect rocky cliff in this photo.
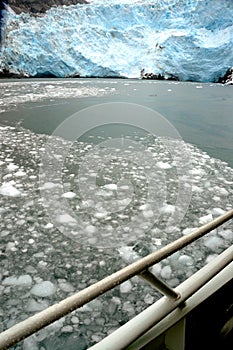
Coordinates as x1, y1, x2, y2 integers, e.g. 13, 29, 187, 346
7, 0, 90, 14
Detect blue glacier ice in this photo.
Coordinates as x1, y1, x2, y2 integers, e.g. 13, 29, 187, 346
1, 0, 233, 81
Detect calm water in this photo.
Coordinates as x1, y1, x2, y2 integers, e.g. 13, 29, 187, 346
0, 78, 233, 167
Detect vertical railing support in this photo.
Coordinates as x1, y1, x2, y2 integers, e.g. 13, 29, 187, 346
140, 270, 180, 300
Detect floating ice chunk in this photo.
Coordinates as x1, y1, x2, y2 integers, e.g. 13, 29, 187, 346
0, 207, 6, 215
189, 168, 205, 176
6, 241, 18, 251
71, 316, 79, 324
144, 294, 154, 304
7, 163, 19, 172
30, 281, 56, 297
35, 329, 48, 342
139, 204, 150, 211
38, 260, 48, 268
150, 262, 162, 275
62, 191, 76, 199
205, 254, 218, 264
82, 199, 95, 208
211, 208, 226, 216
59, 281, 75, 293
199, 214, 213, 225
23, 336, 39, 350
46, 317, 65, 333
94, 211, 108, 219
182, 227, 197, 235
160, 265, 172, 279
26, 299, 49, 312
217, 188, 229, 196
40, 182, 60, 190
0, 182, 21, 197
218, 229, 233, 241
119, 184, 130, 191
192, 185, 203, 193
88, 299, 103, 311
14, 170, 27, 177
56, 214, 76, 225
142, 210, 154, 218
34, 252, 45, 258
160, 204, 176, 215
45, 223, 54, 229
120, 280, 133, 293
122, 301, 134, 314
2, 274, 32, 287
85, 225, 96, 234
61, 326, 73, 333
156, 161, 172, 169
204, 236, 224, 251
96, 189, 113, 197
178, 255, 193, 266
102, 184, 117, 191
152, 238, 162, 246
118, 246, 139, 263
17, 219, 26, 226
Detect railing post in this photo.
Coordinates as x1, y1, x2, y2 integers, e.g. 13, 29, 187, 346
140, 270, 181, 300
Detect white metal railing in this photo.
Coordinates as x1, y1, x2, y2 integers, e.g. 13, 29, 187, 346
0, 209, 232, 349
88, 246, 233, 349
125, 262, 233, 350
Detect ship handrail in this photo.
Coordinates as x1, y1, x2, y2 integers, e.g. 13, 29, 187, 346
89, 246, 233, 349
0, 209, 232, 349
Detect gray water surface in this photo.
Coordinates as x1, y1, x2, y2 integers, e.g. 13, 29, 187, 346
0, 78, 233, 166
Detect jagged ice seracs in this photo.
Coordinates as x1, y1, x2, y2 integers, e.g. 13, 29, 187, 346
1, 0, 233, 81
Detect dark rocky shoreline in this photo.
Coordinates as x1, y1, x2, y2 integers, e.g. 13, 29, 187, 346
217, 67, 233, 85
5, 0, 90, 14
0, 67, 232, 84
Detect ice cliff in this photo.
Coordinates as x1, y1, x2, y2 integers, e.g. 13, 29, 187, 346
1, 0, 233, 81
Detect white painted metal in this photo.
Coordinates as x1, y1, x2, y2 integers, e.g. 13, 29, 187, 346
126, 263, 233, 349
139, 269, 180, 300
88, 246, 233, 350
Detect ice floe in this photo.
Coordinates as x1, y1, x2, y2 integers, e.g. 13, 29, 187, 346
30, 281, 57, 297
0, 182, 22, 197
0, 123, 232, 349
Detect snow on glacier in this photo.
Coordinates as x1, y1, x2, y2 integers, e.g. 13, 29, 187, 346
1, 0, 233, 81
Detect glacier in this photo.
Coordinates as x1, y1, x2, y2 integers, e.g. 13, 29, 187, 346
1, 0, 233, 81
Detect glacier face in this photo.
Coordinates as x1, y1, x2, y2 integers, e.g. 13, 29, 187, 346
1, 0, 233, 81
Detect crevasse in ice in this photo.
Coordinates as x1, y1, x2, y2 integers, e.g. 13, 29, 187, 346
1, 0, 233, 81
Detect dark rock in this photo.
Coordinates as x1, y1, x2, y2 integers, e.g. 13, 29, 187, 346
0, 68, 28, 79
140, 69, 179, 81
217, 67, 233, 85
67, 73, 81, 78
7, 1, 91, 15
